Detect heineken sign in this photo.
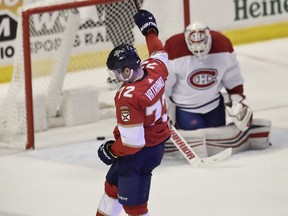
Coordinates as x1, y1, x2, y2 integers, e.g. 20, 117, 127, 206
234, 0, 288, 20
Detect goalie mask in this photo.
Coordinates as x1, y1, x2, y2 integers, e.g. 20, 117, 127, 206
106, 44, 141, 82
184, 21, 212, 60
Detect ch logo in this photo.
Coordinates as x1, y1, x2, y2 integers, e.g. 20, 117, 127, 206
187, 69, 218, 89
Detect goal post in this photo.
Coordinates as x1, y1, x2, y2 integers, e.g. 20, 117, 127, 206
183, 0, 190, 28
22, 0, 138, 150
0, 0, 189, 150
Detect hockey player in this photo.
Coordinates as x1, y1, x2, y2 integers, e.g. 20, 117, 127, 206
164, 21, 270, 156
96, 10, 170, 216
165, 20, 252, 131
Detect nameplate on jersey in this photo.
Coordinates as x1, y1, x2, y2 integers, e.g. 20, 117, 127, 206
145, 77, 165, 101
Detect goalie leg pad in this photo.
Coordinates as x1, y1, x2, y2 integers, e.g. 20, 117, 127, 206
165, 125, 249, 157
249, 118, 271, 150
203, 124, 250, 156
164, 118, 271, 158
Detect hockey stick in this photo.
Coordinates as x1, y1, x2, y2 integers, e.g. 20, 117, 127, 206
170, 125, 232, 167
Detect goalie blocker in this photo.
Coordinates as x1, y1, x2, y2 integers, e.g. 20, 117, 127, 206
165, 118, 271, 157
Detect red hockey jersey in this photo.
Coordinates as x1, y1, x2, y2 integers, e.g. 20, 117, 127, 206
111, 34, 171, 156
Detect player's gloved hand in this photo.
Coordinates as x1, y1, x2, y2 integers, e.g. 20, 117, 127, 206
134, 9, 158, 36
98, 140, 117, 165
226, 94, 253, 131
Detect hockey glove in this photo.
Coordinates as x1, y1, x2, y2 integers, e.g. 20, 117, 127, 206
98, 140, 117, 165
226, 94, 253, 132
134, 9, 159, 36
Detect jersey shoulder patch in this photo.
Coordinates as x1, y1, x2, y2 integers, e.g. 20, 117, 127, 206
210, 31, 234, 54
165, 33, 191, 60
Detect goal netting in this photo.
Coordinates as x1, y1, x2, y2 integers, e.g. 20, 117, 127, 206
0, 0, 186, 150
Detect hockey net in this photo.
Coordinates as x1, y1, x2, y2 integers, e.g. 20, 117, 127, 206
0, 0, 186, 150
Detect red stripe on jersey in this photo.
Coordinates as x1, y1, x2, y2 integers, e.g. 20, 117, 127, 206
165, 31, 234, 60
111, 139, 142, 156
226, 85, 244, 95
165, 33, 191, 60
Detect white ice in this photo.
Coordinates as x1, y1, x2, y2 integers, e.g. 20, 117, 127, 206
0, 38, 288, 216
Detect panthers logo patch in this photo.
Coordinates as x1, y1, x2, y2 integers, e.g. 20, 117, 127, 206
120, 106, 130, 122
188, 69, 218, 89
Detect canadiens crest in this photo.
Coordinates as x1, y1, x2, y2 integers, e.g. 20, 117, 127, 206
188, 68, 218, 89
120, 106, 130, 122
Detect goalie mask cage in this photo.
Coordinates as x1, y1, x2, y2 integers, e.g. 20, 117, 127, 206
0, 0, 189, 150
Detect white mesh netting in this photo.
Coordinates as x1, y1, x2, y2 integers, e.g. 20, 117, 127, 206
0, 0, 184, 149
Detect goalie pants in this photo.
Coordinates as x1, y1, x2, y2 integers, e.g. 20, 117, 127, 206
176, 95, 226, 130
105, 142, 165, 206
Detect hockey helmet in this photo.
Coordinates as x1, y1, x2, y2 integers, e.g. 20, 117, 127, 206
184, 21, 212, 59
106, 44, 141, 82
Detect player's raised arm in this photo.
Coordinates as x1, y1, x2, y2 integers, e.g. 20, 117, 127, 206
134, 9, 166, 57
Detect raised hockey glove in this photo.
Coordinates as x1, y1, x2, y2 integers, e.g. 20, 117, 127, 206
134, 9, 159, 36
226, 94, 253, 132
98, 140, 117, 165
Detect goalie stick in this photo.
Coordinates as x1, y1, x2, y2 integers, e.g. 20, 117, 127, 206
170, 125, 232, 167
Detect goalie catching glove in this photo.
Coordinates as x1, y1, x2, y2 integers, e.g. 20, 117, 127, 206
134, 9, 159, 36
226, 94, 253, 132
98, 140, 117, 165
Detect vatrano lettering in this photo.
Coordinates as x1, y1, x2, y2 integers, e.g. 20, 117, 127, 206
145, 77, 165, 101
170, 129, 195, 160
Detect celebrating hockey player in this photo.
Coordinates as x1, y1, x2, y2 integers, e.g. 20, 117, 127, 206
96, 10, 170, 216
164, 21, 271, 156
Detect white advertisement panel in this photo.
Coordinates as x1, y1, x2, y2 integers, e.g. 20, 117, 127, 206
188, 0, 288, 30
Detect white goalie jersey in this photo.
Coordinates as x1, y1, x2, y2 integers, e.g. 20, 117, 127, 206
165, 30, 244, 113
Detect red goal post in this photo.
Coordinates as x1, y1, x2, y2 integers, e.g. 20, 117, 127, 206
0, 0, 190, 150
21, 0, 140, 150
